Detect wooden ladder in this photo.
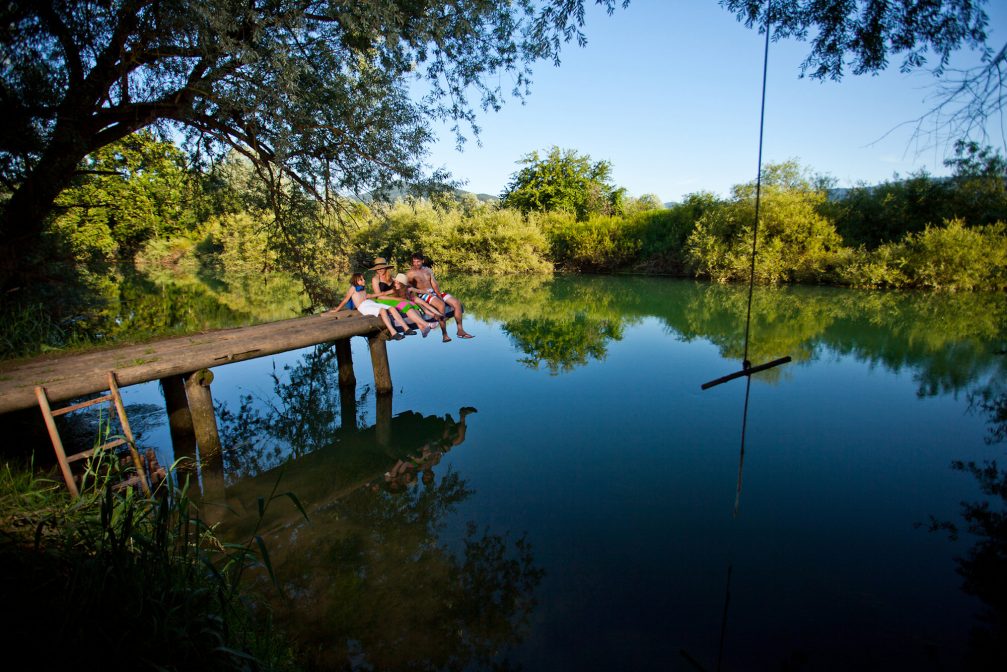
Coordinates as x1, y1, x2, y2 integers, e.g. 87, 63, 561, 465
35, 371, 158, 497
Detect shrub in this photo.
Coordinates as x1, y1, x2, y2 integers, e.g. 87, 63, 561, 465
352, 200, 551, 275
686, 161, 845, 284
897, 219, 1007, 291
542, 212, 640, 272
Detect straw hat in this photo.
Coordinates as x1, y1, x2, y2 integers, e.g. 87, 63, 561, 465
393, 273, 409, 285
368, 257, 394, 271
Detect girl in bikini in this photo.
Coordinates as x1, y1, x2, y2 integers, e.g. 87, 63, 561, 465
329, 273, 411, 340
373, 272, 434, 338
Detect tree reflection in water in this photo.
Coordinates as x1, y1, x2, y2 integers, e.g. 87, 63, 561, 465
929, 380, 1007, 668
207, 345, 542, 670
503, 314, 622, 374
257, 473, 543, 671
216, 342, 368, 481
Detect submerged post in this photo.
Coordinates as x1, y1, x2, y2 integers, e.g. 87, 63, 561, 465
160, 374, 198, 477
376, 392, 392, 448
335, 338, 356, 388
367, 334, 393, 395
184, 368, 226, 523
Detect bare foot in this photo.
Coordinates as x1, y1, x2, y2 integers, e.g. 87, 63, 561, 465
442, 335, 452, 343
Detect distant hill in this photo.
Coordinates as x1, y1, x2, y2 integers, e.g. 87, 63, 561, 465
363, 186, 498, 204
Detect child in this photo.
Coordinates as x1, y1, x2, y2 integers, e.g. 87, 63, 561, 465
374, 273, 434, 338
329, 273, 411, 340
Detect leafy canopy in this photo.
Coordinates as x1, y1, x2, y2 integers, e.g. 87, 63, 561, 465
500, 146, 625, 221
0, 0, 629, 290
723, 0, 991, 79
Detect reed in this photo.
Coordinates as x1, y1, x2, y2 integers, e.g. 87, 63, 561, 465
0, 452, 303, 670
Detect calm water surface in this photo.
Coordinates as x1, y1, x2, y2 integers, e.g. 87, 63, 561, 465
110, 274, 1004, 670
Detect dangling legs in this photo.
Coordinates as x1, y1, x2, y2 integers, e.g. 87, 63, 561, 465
445, 295, 472, 338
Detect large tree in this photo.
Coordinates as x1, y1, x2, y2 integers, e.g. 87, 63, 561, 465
1, 1, 998, 298
500, 146, 624, 220
0, 0, 629, 294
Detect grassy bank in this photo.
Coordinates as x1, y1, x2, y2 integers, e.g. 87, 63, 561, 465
0, 457, 302, 671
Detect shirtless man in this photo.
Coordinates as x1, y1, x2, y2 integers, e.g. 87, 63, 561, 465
406, 253, 474, 339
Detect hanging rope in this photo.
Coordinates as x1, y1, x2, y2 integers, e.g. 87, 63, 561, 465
701, 1, 790, 392
741, 4, 773, 370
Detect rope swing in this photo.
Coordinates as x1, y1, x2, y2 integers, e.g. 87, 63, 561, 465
701, 2, 790, 393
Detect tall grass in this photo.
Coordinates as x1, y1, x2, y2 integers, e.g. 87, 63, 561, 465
0, 453, 304, 670
0, 302, 67, 359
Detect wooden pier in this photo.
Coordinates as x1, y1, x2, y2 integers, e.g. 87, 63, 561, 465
0, 310, 389, 415
0, 310, 397, 494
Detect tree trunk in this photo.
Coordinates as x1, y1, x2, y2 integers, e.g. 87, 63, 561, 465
0, 131, 92, 295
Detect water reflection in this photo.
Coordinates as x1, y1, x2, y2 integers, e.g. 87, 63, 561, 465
213, 403, 541, 670
929, 372, 1007, 668
216, 343, 355, 481
79, 269, 1007, 395
185, 342, 543, 668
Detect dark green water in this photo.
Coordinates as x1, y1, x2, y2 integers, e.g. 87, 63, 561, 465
77, 273, 1007, 669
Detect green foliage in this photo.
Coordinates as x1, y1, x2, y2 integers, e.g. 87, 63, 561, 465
944, 140, 1007, 227
0, 302, 68, 359
687, 161, 844, 284
626, 192, 718, 273
352, 200, 552, 276
442, 208, 553, 274
825, 143, 1007, 250
500, 147, 625, 220
723, 0, 990, 80
51, 131, 200, 260
542, 211, 641, 272
845, 219, 1007, 291
0, 0, 630, 295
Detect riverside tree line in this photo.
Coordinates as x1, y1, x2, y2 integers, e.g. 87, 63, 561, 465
33, 134, 1007, 292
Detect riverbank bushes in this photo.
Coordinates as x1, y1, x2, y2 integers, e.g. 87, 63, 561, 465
332, 157, 1005, 292
22, 135, 1007, 336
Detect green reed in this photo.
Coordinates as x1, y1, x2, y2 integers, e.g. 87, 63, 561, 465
0, 447, 305, 671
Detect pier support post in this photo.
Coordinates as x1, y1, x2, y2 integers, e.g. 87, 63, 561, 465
184, 368, 226, 523
160, 375, 198, 478
376, 392, 392, 448
367, 334, 393, 395
184, 369, 223, 462
335, 338, 356, 389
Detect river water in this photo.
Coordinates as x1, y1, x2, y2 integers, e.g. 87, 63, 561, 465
81, 272, 1007, 669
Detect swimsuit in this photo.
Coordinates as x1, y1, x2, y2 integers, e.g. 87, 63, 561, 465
347, 284, 367, 310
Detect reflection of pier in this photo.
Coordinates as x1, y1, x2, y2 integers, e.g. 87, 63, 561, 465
0, 311, 394, 488
209, 406, 474, 535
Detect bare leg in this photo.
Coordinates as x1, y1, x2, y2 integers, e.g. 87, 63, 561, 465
445, 296, 472, 337
406, 309, 431, 337
377, 308, 397, 337
388, 309, 411, 332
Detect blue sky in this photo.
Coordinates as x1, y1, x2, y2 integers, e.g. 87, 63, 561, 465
422, 0, 1007, 204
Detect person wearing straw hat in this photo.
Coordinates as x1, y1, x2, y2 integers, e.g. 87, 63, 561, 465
373, 272, 434, 337
370, 256, 448, 340
328, 272, 410, 340
368, 257, 398, 300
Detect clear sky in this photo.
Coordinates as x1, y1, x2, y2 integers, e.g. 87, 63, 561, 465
422, 0, 1007, 204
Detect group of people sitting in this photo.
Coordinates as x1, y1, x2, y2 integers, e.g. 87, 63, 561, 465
329, 253, 474, 342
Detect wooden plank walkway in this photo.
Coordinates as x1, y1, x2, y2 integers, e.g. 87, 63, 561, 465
0, 310, 382, 415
